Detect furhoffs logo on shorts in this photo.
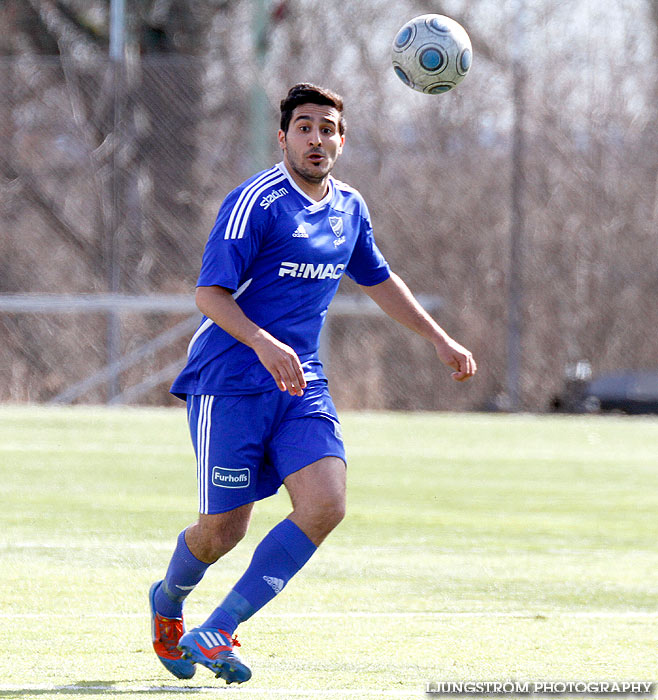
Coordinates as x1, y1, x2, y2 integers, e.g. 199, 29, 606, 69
212, 467, 250, 489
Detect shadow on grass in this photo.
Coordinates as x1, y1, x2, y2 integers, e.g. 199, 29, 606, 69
0, 681, 222, 696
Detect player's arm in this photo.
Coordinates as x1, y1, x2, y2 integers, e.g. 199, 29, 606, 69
195, 285, 306, 396
358, 272, 477, 382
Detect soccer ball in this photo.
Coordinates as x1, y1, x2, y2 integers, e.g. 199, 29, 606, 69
391, 14, 472, 95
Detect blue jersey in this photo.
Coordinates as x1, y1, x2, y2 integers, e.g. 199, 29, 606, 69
170, 162, 390, 398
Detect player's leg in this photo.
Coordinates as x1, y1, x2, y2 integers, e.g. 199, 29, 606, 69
173, 392, 282, 684
177, 470, 338, 686
284, 454, 346, 545
185, 506, 254, 564
150, 507, 253, 680
150, 392, 265, 681
193, 383, 346, 646
178, 385, 345, 684
174, 515, 255, 685
154, 505, 253, 617
188, 456, 344, 644
281, 381, 347, 546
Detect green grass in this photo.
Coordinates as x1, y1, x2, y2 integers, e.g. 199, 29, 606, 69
0, 406, 656, 699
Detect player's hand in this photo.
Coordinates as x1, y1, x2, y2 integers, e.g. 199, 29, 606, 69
251, 330, 307, 396
434, 336, 477, 382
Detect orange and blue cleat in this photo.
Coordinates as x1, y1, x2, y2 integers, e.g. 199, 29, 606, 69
178, 627, 252, 684
149, 581, 196, 679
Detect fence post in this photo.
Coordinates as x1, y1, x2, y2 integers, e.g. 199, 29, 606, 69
507, 0, 527, 412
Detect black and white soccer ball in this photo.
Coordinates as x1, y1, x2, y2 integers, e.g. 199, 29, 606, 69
392, 14, 472, 95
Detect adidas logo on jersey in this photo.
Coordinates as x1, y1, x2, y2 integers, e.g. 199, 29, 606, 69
278, 261, 345, 279
263, 576, 285, 594
260, 186, 288, 210
292, 224, 308, 238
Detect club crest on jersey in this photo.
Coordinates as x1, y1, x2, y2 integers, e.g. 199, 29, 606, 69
329, 216, 346, 247
329, 216, 343, 237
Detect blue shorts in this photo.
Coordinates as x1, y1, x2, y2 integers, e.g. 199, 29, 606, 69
186, 381, 346, 514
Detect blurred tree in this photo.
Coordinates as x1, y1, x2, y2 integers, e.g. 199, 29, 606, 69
0, 0, 656, 408
0, 0, 221, 288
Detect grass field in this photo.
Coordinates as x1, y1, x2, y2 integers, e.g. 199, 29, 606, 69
1, 406, 657, 699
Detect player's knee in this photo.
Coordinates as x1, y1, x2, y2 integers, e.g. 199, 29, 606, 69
191, 517, 250, 562
208, 527, 247, 559
304, 495, 346, 536
325, 497, 346, 531
197, 535, 240, 563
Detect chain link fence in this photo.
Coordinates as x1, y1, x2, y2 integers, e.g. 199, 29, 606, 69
1, 51, 656, 411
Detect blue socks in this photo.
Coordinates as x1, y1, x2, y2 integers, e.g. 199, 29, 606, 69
154, 529, 210, 619
201, 518, 317, 635
155, 519, 317, 632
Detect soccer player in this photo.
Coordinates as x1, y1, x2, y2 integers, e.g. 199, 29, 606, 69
149, 83, 476, 684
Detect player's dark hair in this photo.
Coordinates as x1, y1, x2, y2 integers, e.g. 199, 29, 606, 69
280, 83, 346, 135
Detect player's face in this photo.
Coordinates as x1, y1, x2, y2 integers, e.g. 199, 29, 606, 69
278, 103, 345, 196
